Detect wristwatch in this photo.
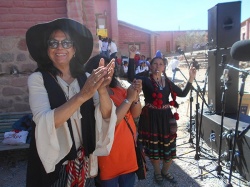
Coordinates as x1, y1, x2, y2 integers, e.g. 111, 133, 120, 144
124, 99, 131, 104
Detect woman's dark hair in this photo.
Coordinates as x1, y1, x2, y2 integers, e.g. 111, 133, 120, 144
150, 57, 167, 66
84, 54, 120, 88
38, 27, 84, 77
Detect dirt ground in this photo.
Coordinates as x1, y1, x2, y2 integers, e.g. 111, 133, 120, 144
0, 65, 250, 187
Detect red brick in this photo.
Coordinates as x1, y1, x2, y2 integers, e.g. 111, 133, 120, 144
0, 1, 13, 8
55, 7, 67, 14
13, 22, 33, 29
9, 8, 31, 14
33, 8, 57, 14
82, 2, 94, 9
0, 14, 25, 22
0, 22, 13, 29
23, 14, 48, 21
47, 14, 67, 21
0, 8, 10, 14
46, 1, 66, 8
13, 1, 24, 7
23, 1, 46, 8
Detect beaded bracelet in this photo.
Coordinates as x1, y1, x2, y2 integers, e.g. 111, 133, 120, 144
133, 99, 140, 105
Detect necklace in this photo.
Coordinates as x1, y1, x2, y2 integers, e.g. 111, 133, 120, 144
155, 77, 164, 90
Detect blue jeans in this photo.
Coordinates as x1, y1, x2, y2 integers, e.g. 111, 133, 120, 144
172, 69, 177, 81
101, 51, 110, 58
100, 172, 136, 187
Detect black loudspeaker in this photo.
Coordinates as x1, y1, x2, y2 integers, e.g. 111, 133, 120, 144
208, 49, 239, 114
208, 1, 241, 49
198, 112, 250, 181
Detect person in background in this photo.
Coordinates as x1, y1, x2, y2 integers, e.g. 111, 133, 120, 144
108, 38, 118, 59
190, 57, 200, 71
98, 35, 103, 54
134, 51, 141, 68
25, 18, 117, 187
167, 56, 180, 82
145, 57, 151, 68
155, 50, 163, 58
135, 51, 196, 185
84, 54, 142, 187
138, 55, 146, 65
101, 37, 109, 58
135, 61, 149, 77
121, 61, 128, 78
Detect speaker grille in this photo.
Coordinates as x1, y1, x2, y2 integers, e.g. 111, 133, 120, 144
208, 1, 241, 49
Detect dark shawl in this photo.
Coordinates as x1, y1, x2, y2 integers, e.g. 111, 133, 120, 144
26, 71, 95, 187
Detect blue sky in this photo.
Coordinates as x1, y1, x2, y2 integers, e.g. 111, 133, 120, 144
117, 0, 249, 31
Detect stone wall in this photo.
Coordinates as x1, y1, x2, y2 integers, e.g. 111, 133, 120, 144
0, 36, 36, 113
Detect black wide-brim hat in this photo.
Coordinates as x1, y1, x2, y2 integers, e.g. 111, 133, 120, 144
26, 18, 93, 65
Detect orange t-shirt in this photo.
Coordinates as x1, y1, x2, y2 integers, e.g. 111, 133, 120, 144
98, 87, 138, 180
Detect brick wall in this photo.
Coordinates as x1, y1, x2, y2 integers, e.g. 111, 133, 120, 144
0, 0, 67, 36
118, 25, 151, 57
82, 0, 99, 55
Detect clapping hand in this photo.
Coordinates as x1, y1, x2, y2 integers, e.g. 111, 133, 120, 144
80, 59, 112, 100
127, 79, 142, 102
98, 58, 115, 88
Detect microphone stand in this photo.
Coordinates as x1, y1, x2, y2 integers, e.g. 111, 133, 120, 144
215, 66, 228, 176
178, 49, 209, 108
176, 50, 216, 164
189, 87, 194, 144
175, 68, 194, 144
174, 68, 194, 145
196, 67, 210, 159
225, 65, 250, 187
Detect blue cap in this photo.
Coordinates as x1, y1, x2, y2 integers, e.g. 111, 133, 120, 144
155, 50, 162, 58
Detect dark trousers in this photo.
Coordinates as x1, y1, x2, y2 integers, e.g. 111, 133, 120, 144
110, 52, 117, 59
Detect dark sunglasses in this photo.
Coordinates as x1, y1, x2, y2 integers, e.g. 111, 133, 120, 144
47, 39, 74, 49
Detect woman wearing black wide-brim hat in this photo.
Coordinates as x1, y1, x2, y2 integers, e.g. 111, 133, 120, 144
26, 18, 117, 187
